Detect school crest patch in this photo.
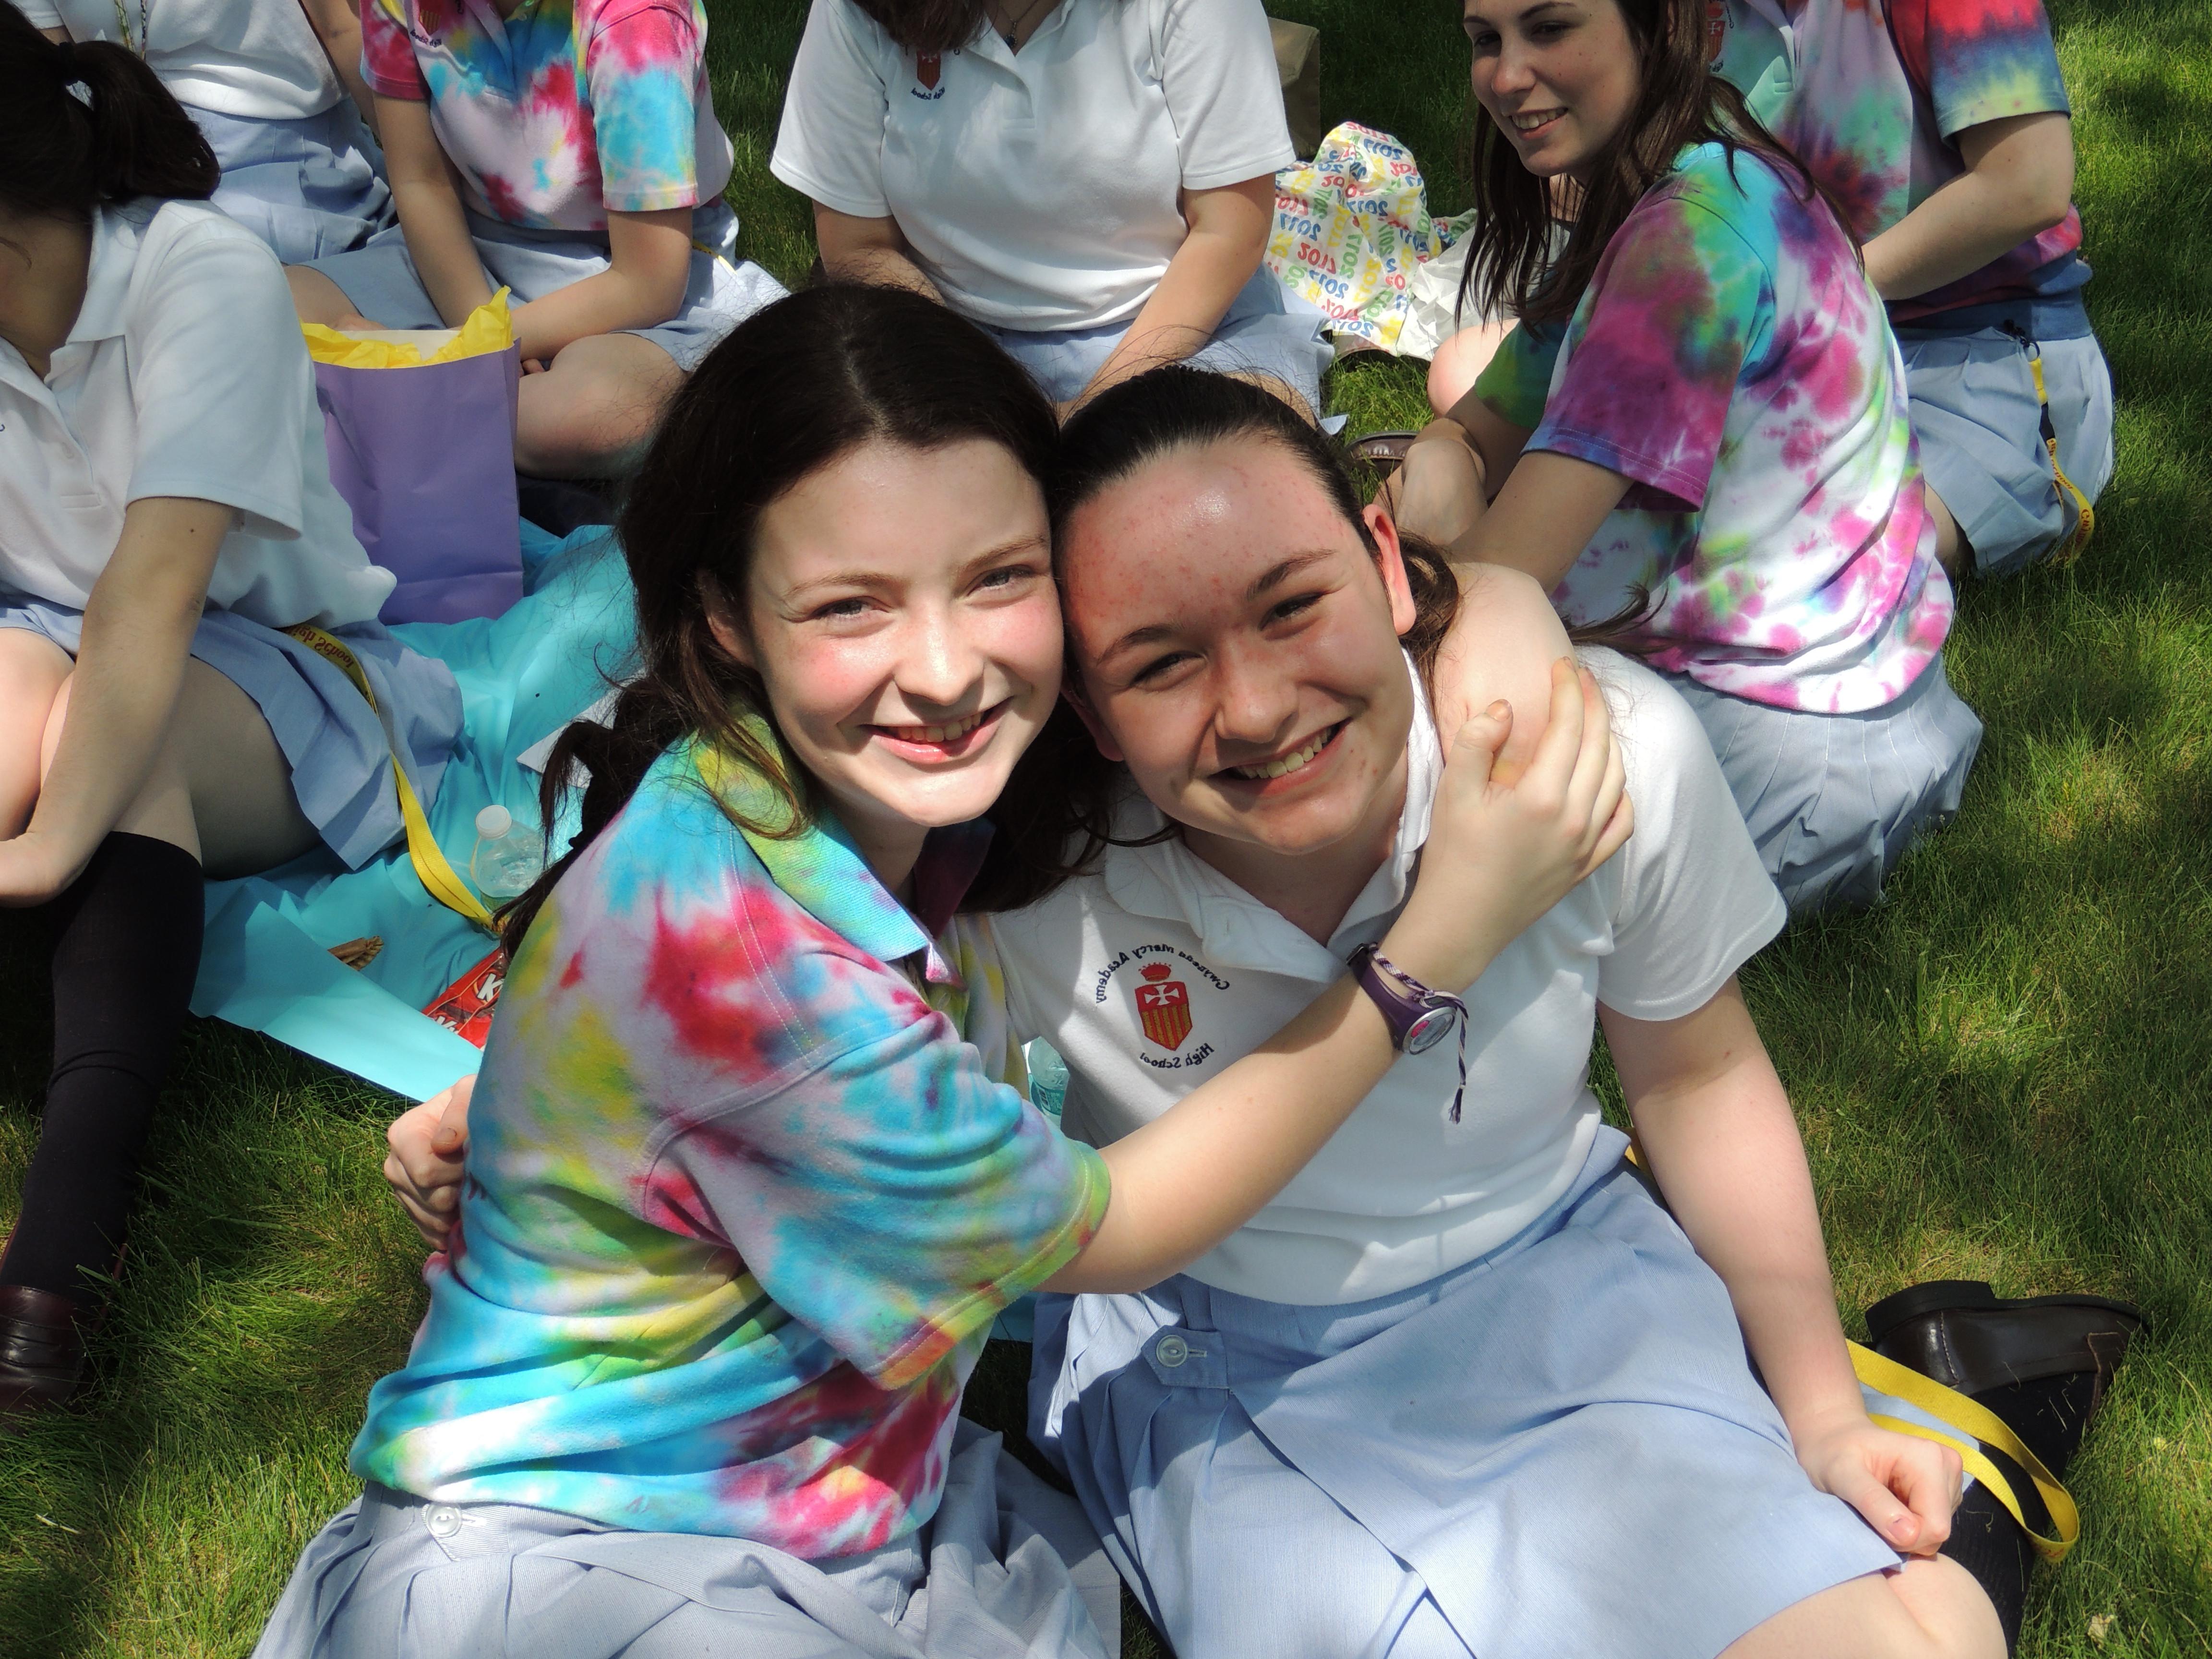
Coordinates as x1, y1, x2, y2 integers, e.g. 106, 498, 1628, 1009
912, 51, 945, 99
1135, 962, 1192, 1051
1705, 0, 1728, 65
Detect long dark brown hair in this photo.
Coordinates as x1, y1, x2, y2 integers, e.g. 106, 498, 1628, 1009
500, 284, 1058, 955
0, 3, 218, 222
1458, 0, 1846, 329
968, 368, 1470, 914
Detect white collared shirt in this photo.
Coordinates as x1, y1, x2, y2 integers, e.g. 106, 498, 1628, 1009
990, 651, 1787, 1305
9, 0, 343, 121
770, 0, 1295, 331
0, 200, 393, 630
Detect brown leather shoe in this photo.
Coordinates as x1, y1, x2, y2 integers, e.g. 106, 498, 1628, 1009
0, 1285, 96, 1431
1865, 1279, 2141, 1418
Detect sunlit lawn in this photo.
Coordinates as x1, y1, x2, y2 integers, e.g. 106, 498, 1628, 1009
1, 1, 2205, 1652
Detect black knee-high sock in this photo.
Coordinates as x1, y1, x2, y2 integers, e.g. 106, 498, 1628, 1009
0, 833, 203, 1300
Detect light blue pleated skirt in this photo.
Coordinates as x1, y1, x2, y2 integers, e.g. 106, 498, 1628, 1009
251, 1423, 1119, 1659
1029, 1127, 1900, 1659
1668, 655, 1984, 915
309, 200, 788, 373
189, 103, 395, 265
985, 267, 1332, 414
1896, 309, 2114, 579
0, 592, 459, 871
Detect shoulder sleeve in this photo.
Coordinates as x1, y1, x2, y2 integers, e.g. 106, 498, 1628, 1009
1527, 186, 1769, 513
654, 1007, 1108, 1391
769, 0, 894, 219
1157, 0, 1296, 191
1471, 317, 1565, 432
1589, 654, 1785, 1021
1889, 0, 2069, 137
360, 0, 428, 100
584, 0, 708, 212
11, 0, 65, 30
124, 216, 312, 537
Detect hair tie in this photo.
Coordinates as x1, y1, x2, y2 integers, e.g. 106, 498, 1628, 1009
50, 36, 90, 90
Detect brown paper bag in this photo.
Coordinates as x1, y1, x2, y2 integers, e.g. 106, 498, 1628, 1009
1270, 17, 1322, 160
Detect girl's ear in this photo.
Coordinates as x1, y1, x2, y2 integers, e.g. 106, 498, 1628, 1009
1060, 681, 1126, 764
700, 576, 755, 668
1363, 500, 1422, 638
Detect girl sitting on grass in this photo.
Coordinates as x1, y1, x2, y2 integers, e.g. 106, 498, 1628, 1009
17, 0, 394, 263
388, 364, 2006, 1659
257, 285, 1629, 1656
771, 0, 1331, 417
1394, 0, 1980, 913
0, 12, 458, 1427
284, 0, 785, 480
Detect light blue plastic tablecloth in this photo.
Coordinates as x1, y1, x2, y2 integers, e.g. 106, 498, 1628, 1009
189, 523, 637, 1101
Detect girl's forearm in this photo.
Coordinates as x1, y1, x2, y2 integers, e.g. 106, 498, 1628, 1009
510, 207, 694, 363
1862, 111, 2075, 301
1077, 179, 1274, 408
27, 499, 233, 866
390, 175, 493, 326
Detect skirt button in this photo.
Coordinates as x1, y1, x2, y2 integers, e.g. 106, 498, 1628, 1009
1154, 1333, 1190, 1368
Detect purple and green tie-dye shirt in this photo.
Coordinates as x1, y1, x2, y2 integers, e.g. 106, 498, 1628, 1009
362, 0, 735, 231
349, 727, 1108, 1553
1713, 0, 2082, 324
1495, 142, 1952, 713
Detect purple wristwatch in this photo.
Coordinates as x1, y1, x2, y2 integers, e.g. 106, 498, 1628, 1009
1347, 942, 1472, 1122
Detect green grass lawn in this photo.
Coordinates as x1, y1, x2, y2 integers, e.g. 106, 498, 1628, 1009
2, 1, 2208, 1653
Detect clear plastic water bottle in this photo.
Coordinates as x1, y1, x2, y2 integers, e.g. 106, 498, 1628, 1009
1026, 1039, 1069, 1121
469, 804, 545, 900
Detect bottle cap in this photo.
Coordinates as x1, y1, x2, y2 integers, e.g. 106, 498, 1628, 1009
475, 805, 513, 839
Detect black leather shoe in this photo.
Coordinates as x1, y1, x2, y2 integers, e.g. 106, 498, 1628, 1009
1865, 1280, 2142, 1654
0, 1285, 95, 1431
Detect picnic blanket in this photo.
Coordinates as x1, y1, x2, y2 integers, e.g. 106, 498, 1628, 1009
190, 522, 637, 1101
1267, 122, 1476, 355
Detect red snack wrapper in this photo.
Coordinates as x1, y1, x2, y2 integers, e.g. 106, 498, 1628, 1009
423, 947, 507, 1048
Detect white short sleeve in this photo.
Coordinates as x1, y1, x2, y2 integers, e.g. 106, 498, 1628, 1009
124, 219, 310, 539
1157, 0, 1296, 190
770, 0, 894, 220
1589, 651, 1787, 1021
10, 0, 65, 31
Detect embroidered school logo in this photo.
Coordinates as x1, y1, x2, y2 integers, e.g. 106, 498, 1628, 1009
1135, 962, 1193, 1051
1704, 0, 1727, 66
912, 51, 946, 99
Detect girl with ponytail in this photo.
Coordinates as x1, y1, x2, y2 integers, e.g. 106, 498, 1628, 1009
0, 6, 461, 1426
259, 284, 1631, 1656
19, 0, 394, 262
1392, 0, 1979, 916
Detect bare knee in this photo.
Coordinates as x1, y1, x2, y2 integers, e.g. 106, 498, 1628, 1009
0, 633, 72, 836
1724, 1560, 2003, 1659
287, 264, 356, 326
515, 338, 684, 479
1427, 319, 1511, 417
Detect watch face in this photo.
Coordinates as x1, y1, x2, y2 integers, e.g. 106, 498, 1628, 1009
1404, 1005, 1457, 1054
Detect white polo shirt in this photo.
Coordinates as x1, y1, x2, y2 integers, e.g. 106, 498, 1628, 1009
0, 199, 395, 630
9, 0, 343, 121
770, 0, 1296, 331
990, 651, 1788, 1306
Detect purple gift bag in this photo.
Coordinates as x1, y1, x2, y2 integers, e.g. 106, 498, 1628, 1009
313, 345, 524, 625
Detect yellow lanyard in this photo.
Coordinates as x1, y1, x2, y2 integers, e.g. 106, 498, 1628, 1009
283, 624, 499, 933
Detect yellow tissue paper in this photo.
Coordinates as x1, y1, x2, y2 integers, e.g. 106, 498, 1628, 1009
302, 288, 516, 368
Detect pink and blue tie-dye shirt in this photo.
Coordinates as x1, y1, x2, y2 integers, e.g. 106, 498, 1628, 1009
1498, 142, 1952, 713
1713, 0, 2083, 324
361, 0, 736, 231
349, 728, 1108, 1552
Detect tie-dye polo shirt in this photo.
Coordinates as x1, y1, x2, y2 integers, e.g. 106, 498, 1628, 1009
349, 729, 1108, 1552
1712, 0, 2083, 324
1492, 142, 1951, 714
361, 0, 735, 231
